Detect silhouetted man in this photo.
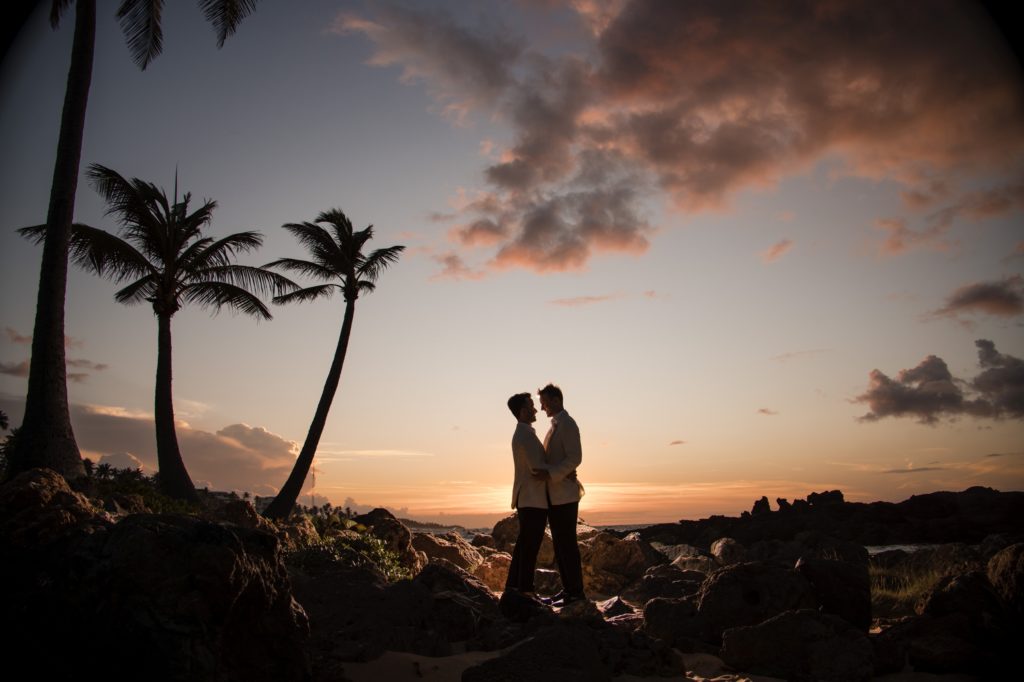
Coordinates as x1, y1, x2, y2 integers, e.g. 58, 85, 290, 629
535, 383, 585, 605
503, 392, 548, 598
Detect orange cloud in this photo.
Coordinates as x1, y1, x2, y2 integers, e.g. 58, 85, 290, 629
760, 239, 794, 263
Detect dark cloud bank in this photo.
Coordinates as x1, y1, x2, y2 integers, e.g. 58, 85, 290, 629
341, 0, 1024, 275
856, 340, 1024, 424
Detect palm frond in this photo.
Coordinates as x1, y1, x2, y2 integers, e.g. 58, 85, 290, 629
67, 222, 155, 281
263, 257, 339, 282
174, 236, 216, 271
358, 244, 405, 283
188, 230, 262, 269
116, 0, 165, 70
180, 281, 272, 320
199, 0, 259, 47
114, 274, 160, 305
355, 280, 376, 296
193, 264, 296, 297
50, 0, 74, 28
16, 224, 47, 243
281, 221, 339, 267
272, 283, 339, 305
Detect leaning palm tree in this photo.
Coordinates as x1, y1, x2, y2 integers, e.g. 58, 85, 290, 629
9, 0, 258, 481
20, 163, 292, 501
262, 210, 404, 520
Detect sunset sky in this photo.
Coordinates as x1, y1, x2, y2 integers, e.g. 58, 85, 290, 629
1, 1, 1022, 527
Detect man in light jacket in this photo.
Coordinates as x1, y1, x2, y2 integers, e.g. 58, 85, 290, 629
504, 392, 549, 597
535, 383, 586, 605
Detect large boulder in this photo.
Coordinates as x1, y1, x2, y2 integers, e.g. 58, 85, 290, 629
492, 513, 556, 567
795, 557, 871, 631
354, 507, 427, 573
472, 551, 512, 592
642, 596, 704, 647
721, 609, 874, 682
697, 561, 818, 639
620, 564, 704, 606
462, 623, 611, 682
710, 537, 746, 566
988, 543, 1024, 619
412, 531, 483, 571
7, 510, 310, 681
0, 468, 109, 547
579, 531, 666, 597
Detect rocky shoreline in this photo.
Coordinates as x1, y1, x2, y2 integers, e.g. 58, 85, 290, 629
2, 470, 1021, 681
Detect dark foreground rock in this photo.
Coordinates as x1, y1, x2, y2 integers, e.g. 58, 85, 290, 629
721, 609, 874, 682
3, 470, 310, 681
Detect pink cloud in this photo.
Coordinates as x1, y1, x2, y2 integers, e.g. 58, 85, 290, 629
760, 239, 794, 263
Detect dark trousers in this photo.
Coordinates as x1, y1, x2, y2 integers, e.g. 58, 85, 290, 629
548, 500, 584, 596
504, 506, 547, 593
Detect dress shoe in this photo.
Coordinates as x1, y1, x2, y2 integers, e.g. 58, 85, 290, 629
537, 591, 566, 606
552, 593, 585, 607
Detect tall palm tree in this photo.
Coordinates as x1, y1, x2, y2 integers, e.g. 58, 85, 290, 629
262, 210, 404, 520
20, 164, 292, 501
8, 0, 257, 481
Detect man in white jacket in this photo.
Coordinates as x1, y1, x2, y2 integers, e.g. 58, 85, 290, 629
535, 383, 586, 605
503, 392, 549, 597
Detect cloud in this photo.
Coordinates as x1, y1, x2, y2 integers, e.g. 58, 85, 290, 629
98, 452, 146, 470
929, 276, 1024, 321
4, 328, 31, 345
0, 360, 28, 378
880, 466, 947, 475
333, 5, 523, 123
771, 349, 829, 363
760, 239, 794, 263
757, 408, 779, 416
668, 440, 686, 446
431, 251, 486, 281
0, 395, 301, 495
549, 294, 619, 307
855, 339, 1024, 423
341, 1, 1024, 275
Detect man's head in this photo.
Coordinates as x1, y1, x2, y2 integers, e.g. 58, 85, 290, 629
538, 383, 563, 418
507, 392, 537, 423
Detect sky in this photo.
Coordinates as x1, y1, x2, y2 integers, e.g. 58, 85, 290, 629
1, 0, 1022, 528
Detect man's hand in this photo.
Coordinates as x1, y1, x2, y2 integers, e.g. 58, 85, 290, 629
531, 468, 550, 481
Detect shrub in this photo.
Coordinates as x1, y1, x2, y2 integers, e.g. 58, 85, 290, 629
286, 532, 411, 583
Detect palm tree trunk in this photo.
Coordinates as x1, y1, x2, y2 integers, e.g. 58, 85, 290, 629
264, 299, 356, 520
154, 312, 198, 501
7, 0, 96, 481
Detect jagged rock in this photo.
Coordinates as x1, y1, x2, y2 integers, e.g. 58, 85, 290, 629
104, 492, 148, 515
219, 499, 277, 533
697, 561, 818, 639
721, 609, 873, 682
471, 533, 495, 548
751, 495, 771, 516
620, 563, 703, 605
642, 595, 704, 646
472, 551, 511, 592
650, 541, 701, 562
987, 543, 1024, 619
354, 507, 427, 573
916, 571, 1006, 625
596, 596, 636, 618
747, 531, 868, 567
8, 511, 310, 681
0, 468, 109, 547
795, 557, 871, 631
710, 537, 746, 566
671, 553, 716, 573
777, 497, 791, 511
276, 513, 320, 551
412, 531, 483, 571
535, 567, 562, 595
462, 623, 611, 682
579, 531, 666, 597
807, 490, 845, 507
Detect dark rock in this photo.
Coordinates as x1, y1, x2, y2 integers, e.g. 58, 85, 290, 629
7, 508, 310, 681
721, 609, 873, 682
499, 588, 552, 622
0, 468, 109, 547
472, 551, 511, 592
620, 563, 703, 605
808, 490, 845, 507
777, 497, 791, 512
492, 513, 556, 567
641, 596, 704, 645
987, 543, 1024, 619
579, 531, 666, 597
462, 623, 611, 682
710, 537, 746, 566
916, 570, 1005, 624
218, 499, 277, 533
595, 596, 635, 618
354, 507, 427, 573
751, 495, 771, 516
697, 561, 818, 639
795, 557, 871, 631
412, 531, 483, 570
471, 533, 495, 548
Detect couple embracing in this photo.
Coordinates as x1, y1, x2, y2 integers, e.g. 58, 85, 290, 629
504, 383, 586, 607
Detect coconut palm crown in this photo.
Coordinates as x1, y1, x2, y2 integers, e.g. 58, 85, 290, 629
262, 209, 404, 520
20, 163, 293, 500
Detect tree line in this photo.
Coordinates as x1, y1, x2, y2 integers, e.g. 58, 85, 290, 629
4, 1, 403, 520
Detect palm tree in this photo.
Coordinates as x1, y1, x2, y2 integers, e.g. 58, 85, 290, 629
20, 164, 292, 501
262, 210, 404, 520
8, 0, 257, 481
